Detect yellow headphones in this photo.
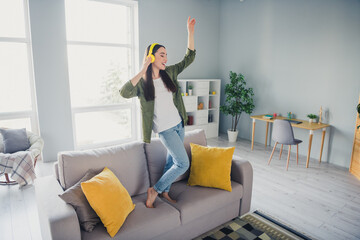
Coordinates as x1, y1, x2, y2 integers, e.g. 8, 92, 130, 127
147, 43, 158, 63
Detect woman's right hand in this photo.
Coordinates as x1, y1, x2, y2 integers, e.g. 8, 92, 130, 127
130, 56, 152, 86
141, 56, 152, 73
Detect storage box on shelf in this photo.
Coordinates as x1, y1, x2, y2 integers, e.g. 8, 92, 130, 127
178, 79, 221, 138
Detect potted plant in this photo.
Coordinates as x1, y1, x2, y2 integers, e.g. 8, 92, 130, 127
220, 71, 255, 142
188, 85, 193, 96
307, 114, 317, 123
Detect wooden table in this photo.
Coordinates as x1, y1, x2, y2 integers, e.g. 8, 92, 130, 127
250, 114, 330, 168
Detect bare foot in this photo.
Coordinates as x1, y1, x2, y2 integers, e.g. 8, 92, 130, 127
161, 192, 177, 203
146, 187, 158, 208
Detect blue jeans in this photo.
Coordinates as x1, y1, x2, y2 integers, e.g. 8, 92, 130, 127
153, 121, 189, 193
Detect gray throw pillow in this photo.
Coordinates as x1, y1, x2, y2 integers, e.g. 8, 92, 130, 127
0, 133, 4, 153
59, 169, 101, 232
0, 128, 30, 154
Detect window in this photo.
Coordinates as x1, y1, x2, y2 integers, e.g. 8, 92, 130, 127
0, 0, 38, 132
64, 0, 139, 149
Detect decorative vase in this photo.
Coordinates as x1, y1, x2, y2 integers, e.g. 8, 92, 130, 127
227, 130, 238, 142
309, 119, 313, 123
189, 89, 193, 96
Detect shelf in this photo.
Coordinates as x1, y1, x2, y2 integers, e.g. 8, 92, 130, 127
179, 79, 221, 138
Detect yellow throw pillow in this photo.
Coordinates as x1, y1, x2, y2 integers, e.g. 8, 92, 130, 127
81, 167, 135, 237
188, 143, 235, 192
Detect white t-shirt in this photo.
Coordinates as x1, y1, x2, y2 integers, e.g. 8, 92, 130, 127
152, 78, 181, 133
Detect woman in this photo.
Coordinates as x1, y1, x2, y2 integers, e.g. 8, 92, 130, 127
120, 17, 196, 208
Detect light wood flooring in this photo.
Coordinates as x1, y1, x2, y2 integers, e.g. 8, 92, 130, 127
1, 135, 360, 240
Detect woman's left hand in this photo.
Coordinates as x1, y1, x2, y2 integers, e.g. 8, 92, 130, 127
187, 16, 196, 35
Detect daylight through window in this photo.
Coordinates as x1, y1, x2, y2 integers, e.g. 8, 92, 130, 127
64, 0, 139, 148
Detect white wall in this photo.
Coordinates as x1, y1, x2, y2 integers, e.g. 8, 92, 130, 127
219, 0, 360, 168
29, 0, 74, 162
138, 0, 220, 79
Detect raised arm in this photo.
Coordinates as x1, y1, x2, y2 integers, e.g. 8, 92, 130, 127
187, 16, 195, 50
165, 17, 196, 76
119, 56, 151, 98
131, 56, 152, 87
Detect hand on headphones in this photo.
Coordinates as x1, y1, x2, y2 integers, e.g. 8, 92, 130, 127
141, 56, 152, 73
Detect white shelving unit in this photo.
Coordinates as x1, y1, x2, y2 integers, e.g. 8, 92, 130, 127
178, 79, 221, 138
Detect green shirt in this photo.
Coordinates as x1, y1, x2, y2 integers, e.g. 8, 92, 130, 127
120, 48, 196, 143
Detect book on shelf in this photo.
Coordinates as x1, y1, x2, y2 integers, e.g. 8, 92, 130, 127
263, 114, 273, 119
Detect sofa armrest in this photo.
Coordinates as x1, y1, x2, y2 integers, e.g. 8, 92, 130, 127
231, 156, 253, 216
35, 175, 81, 240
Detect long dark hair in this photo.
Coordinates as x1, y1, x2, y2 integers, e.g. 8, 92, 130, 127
144, 44, 177, 101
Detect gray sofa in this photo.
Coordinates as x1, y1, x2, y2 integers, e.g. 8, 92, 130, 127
35, 129, 253, 240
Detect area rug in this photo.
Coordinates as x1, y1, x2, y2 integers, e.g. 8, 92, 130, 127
194, 210, 313, 240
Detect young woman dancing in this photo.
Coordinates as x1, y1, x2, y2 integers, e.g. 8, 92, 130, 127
120, 16, 196, 208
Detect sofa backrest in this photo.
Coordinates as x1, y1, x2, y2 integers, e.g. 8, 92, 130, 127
145, 129, 207, 186
58, 141, 149, 197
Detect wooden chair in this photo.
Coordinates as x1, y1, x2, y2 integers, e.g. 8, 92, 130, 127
268, 120, 302, 170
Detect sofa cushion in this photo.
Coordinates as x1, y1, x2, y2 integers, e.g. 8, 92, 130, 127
166, 180, 243, 225
0, 128, 30, 154
81, 193, 181, 240
58, 169, 101, 232
188, 143, 235, 192
58, 141, 149, 197
145, 129, 207, 186
81, 167, 135, 238
0, 132, 4, 153
183, 129, 207, 158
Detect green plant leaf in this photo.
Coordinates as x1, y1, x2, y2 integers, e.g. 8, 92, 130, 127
220, 71, 255, 130
307, 114, 317, 119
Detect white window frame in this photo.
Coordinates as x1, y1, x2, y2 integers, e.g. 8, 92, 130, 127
0, 0, 39, 134
66, 0, 139, 150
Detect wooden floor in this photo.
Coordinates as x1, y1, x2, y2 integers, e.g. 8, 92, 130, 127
1, 135, 360, 240
208, 136, 360, 240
